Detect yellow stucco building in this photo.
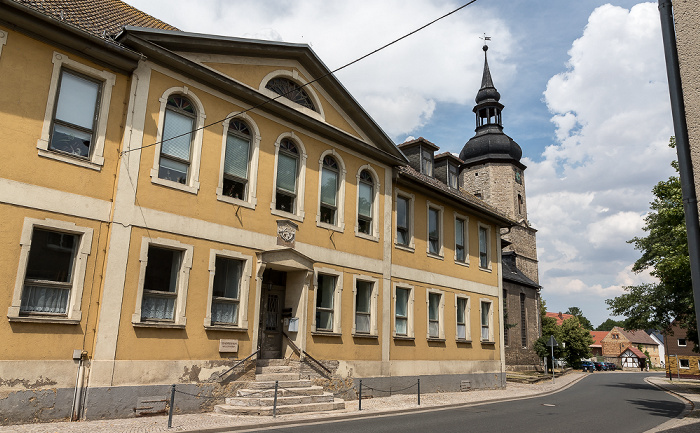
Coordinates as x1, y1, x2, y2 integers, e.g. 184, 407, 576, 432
0, 0, 514, 423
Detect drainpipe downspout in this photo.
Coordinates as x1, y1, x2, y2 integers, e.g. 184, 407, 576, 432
658, 0, 700, 344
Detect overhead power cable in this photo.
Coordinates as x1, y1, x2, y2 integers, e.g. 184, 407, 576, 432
121, 0, 478, 156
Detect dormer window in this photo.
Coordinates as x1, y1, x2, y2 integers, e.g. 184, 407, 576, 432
448, 164, 458, 189
421, 148, 433, 177
265, 77, 316, 111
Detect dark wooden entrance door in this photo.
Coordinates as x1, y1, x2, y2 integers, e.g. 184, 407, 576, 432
259, 270, 286, 359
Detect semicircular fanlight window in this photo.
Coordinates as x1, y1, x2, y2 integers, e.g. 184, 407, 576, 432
265, 77, 316, 111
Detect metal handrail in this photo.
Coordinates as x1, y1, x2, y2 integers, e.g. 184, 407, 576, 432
218, 349, 260, 379
282, 331, 332, 375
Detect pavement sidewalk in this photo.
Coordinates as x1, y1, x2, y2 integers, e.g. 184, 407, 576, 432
645, 376, 700, 433
0, 372, 695, 433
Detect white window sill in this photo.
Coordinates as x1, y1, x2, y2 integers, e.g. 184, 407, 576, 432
479, 266, 493, 273
204, 324, 248, 332
311, 331, 342, 337
456, 339, 472, 344
395, 244, 415, 253
316, 220, 344, 233
216, 194, 256, 210
150, 173, 199, 194
427, 337, 446, 342
8, 315, 80, 325
393, 335, 415, 341
352, 333, 379, 339
454, 260, 470, 267
355, 231, 379, 242
427, 252, 444, 261
38, 148, 103, 171
481, 340, 496, 345
133, 321, 186, 329
271, 208, 304, 223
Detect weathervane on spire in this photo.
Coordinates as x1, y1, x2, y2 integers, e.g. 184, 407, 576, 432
480, 33, 491, 51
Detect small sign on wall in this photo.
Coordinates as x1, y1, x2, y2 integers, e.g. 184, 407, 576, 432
219, 339, 239, 353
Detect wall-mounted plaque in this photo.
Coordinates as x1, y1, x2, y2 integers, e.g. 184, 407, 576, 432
277, 219, 298, 247
218, 339, 239, 353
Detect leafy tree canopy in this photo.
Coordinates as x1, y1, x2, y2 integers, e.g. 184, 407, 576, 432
596, 318, 626, 331
606, 139, 697, 344
535, 301, 593, 368
565, 306, 594, 330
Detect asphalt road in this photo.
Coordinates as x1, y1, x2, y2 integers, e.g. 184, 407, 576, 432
250, 373, 686, 433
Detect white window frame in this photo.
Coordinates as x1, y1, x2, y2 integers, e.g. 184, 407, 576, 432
426, 201, 444, 258
477, 222, 492, 271
132, 237, 193, 328
203, 249, 252, 330
679, 359, 690, 369
455, 294, 471, 342
351, 275, 379, 337
393, 283, 415, 339
421, 147, 433, 177
37, 52, 116, 170
270, 132, 307, 222
316, 149, 346, 232
678, 338, 687, 347
355, 165, 381, 241
150, 86, 206, 194
480, 298, 494, 343
259, 69, 325, 121
216, 113, 261, 209
312, 268, 343, 334
454, 212, 469, 266
394, 189, 415, 251
448, 163, 459, 189
426, 288, 445, 340
8, 218, 93, 324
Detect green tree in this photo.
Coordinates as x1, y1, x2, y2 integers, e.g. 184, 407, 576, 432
565, 306, 594, 330
596, 318, 626, 331
606, 140, 697, 344
535, 301, 593, 369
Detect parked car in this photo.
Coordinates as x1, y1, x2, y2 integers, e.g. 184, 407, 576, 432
604, 362, 617, 371
594, 362, 608, 371
581, 361, 595, 372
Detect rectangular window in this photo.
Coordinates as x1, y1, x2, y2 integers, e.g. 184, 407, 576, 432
520, 293, 527, 347
456, 297, 468, 340
276, 152, 298, 213
396, 195, 410, 246
211, 257, 242, 325
428, 207, 440, 255
448, 164, 458, 189
481, 301, 491, 341
355, 280, 372, 334
222, 133, 251, 200
395, 287, 410, 336
50, 69, 101, 159
357, 178, 374, 235
680, 359, 690, 369
479, 225, 489, 268
421, 148, 433, 176
20, 229, 78, 315
455, 217, 466, 262
428, 292, 441, 338
141, 246, 182, 321
316, 274, 336, 331
678, 338, 687, 347
320, 166, 338, 224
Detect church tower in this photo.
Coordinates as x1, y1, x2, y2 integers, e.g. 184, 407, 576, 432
459, 44, 539, 283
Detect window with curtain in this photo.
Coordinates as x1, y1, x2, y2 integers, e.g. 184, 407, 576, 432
320, 155, 339, 224
49, 69, 101, 158
428, 292, 440, 338
396, 196, 409, 246
428, 207, 440, 255
455, 217, 466, 262
448, 164, 458, 189
479, 226, 489, 268
395, 287, 409, 336
355, 280, 372, 334
158, 95, 195, 184
141, 246, 182, 321
20, 228, 78, 315
276, 139, 299, 213
358, 170, 374, 235
222, 120, 251, 200
211, 257, 242, 325
456, 297, 467, 340
421, 148, 433, 176
481, 301, 491, 341
316, 274, 336, 331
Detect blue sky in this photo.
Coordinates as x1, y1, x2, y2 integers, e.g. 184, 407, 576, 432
124, 0, 675, 328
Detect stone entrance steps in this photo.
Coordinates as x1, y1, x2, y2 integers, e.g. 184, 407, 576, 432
214, 359, 346, 416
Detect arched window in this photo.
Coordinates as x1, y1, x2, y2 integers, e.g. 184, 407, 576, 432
158, 95, 195, 184
222, 119, 251, 200
319, 155, 339, 225
265, 77, 316, 111
357, 170, 374, 235
275, 139, 300, 213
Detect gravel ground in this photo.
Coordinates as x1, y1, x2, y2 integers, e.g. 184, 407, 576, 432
0, 373, 585, 433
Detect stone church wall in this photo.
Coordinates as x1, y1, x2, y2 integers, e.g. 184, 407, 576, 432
503, 281, 542, 370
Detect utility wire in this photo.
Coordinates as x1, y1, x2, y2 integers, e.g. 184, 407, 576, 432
121, 0, 478, 156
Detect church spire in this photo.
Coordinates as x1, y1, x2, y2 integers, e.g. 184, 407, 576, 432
475, 44, 501, 107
